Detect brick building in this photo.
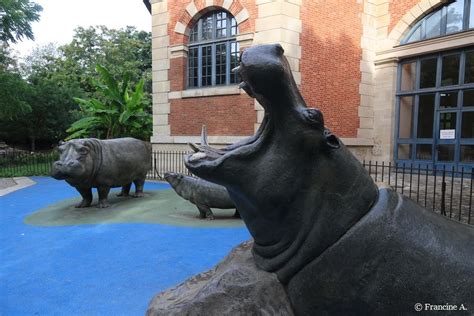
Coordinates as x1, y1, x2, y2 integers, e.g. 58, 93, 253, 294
144, 0, 474, 170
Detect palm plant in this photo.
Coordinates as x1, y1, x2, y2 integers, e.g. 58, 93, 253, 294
66, 64, 151, 140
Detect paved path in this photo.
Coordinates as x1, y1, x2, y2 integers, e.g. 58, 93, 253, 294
0, 177, 36, 196
0, 177, 16, 190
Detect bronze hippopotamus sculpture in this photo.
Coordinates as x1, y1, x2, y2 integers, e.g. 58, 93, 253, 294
184, 44, 474, 315
164, 172, 239, 220
51, 137, 151, 208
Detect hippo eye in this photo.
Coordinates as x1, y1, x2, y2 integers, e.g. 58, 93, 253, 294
303, 109, 323, 125
78, 146, 90, 156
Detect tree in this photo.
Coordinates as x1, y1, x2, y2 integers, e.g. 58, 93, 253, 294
0, 44, 82, 150
59, 26, 152, 100
0, 43, 31, 120
0, 70, 31, 119
67, 64, 152, 141
0, 26, 152, 149
0, 0, 42, 45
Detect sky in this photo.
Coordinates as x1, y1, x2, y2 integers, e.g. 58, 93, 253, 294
12, 0, 151, 57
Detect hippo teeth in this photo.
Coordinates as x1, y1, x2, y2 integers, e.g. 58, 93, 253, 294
189, 152, 207, 162
188, 142, 226, 161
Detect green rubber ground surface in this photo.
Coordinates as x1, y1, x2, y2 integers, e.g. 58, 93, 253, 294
25, 189, 244, 228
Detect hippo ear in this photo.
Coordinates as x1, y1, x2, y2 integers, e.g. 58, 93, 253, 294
324, 129, 340, 149
275, 44, 284, 56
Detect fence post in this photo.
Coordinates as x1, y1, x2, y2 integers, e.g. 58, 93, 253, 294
424, 165, 429, 208
450, 165, 455, 218
441, 166, 446, 216
459, 167, 464, 222
375, 161, 378, 182
381, 161, 385, 183
433, 165, 437, 212
469, 169, 473, 224
401, 163, 405, 195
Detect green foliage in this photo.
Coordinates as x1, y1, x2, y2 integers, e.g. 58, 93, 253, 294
0, 26, 151, 150
66, 65, 152, 140
59, 26, 152, 101
0, 44, 84, 150
0, 69, 32, 119
0, 43, 31, 120
0, 0, 42, 45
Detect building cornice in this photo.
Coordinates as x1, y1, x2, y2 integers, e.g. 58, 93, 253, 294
376, 30, 474, 62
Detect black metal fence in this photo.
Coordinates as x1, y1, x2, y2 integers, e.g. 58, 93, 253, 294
362, 161, 473, 225
147, 151, 192, 180
1, 150, 472, 225
0, 151, 59, 177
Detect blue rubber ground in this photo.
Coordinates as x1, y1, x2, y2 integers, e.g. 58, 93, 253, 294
0, 177, 250, 315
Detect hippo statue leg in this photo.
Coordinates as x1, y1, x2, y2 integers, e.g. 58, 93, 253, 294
75, 187, 93, 208
97, 187, 111, 208
196, 204, 214, 220
117, 183, 132, 197
133, 178, 145, 197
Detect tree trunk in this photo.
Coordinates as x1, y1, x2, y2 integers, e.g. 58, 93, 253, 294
30, 135, 36, 152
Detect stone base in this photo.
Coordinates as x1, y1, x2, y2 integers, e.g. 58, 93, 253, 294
146, 240, 294, 315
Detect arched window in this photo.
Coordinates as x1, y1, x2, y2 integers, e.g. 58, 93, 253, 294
187, 11, 239, 88
401, 0, 474, 44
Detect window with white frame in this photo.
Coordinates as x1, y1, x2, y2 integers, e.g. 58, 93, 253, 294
187, 11, 239, 88
401, 0, 474, 44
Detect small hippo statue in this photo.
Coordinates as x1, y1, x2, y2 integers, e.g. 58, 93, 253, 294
51, 137, 151, 208
164, 172, 239, 220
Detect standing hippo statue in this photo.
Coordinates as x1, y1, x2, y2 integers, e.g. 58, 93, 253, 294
182, 44, 474, 315
51, 137, 151, 208
164, 172, 239, 220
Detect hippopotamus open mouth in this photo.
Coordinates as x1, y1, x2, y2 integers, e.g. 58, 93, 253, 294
185, 44, 336, 181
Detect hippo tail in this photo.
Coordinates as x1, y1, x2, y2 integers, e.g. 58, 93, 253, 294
143, 141, 152, 168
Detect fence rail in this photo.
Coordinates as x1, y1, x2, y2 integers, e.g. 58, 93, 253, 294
0, 150, 472, 225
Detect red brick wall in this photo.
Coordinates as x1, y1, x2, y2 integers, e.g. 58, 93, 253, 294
167, 0, 257, 136
170, 57, 186, 91
388, 0, 422, 34
169, 94, 255, 136
300, 0, 363, 137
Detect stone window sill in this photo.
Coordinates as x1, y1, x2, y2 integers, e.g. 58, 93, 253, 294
169, 85, 242, 99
